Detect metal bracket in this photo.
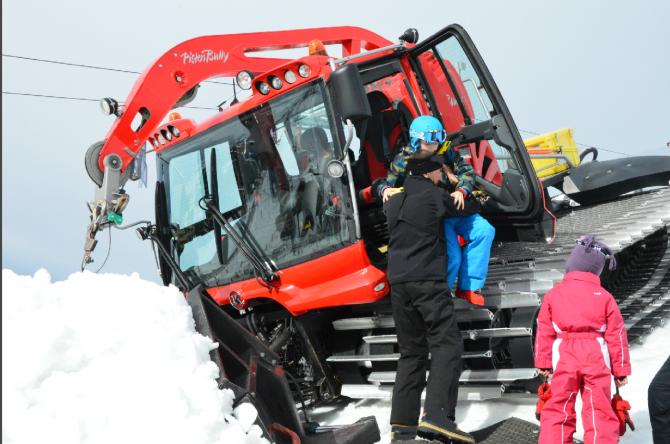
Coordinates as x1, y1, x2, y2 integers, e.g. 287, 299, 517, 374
81, 153, 129, 270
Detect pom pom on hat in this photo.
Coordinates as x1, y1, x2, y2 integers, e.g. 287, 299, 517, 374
565, 235, 617, 276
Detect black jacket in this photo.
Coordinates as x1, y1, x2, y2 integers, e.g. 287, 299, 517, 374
384, 175, 480, 284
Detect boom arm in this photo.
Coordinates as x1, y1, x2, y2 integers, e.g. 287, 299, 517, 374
96, 26, 391, 173
82, 26, 392, 269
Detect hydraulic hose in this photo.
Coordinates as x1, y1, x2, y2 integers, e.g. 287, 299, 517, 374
579, 147, 598, 162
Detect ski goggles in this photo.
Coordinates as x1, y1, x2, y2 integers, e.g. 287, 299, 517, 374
409, 129, 447, 145
575, 237, 617, 271
575, 238, 612, 258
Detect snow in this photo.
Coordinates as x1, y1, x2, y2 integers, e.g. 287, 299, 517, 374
312, 320, 670, 444
3, 268, 666, 444
1, 269, 269, 444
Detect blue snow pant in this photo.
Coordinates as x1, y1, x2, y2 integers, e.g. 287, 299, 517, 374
443, 214, 495, 291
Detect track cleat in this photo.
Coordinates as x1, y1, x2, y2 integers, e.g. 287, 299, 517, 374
455, 289, 485, 306
417, 418, 475, 443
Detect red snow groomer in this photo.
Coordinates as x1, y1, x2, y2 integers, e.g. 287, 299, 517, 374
82, 24, 670, 443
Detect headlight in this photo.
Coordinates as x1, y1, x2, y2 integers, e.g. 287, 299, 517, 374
100, 97, 119, 116
236, 70, 254, 90
256, 81, 271, 95
326, 159, 345, 178
161, 128, 172, 141
269, 76, 283, 90
168, 125, 180, 138
284, 70, 297, 84
298, 64, 311, 78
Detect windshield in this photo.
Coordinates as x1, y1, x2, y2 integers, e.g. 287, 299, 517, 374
160, 80, 354, 286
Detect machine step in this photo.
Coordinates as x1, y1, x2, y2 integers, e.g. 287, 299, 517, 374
332, 309, 494, 331
478, 292, 541, 309
362, 327, 532, 344
326, 350, 492, 362
486, 268, 563, 282
367, 368, 538, 384
340, 383, 505, 401
483, 279, 554, 296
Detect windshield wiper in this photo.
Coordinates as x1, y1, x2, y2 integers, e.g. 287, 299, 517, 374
201, 196, 279, 284
136, 223, 194, 292
204, 147, 278, 284
209, 149, 225, 266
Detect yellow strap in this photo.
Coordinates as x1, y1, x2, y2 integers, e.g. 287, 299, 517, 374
437, 140, 452, 155
419, 421, 474, 443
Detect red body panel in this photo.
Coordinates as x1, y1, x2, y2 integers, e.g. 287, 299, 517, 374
92, 25, 554, 316
207, 241, 389, 316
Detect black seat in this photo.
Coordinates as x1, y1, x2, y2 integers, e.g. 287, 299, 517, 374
352, 91, 412, 189
299, 127, 332, 175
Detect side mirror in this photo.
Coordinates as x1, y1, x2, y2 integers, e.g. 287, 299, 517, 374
328, 63, 371, 121
399, 28, 419, 44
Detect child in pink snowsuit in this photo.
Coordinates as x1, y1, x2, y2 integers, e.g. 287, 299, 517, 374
535, 235, 631, 444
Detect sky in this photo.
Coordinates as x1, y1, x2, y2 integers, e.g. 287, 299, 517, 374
3, 0, 670, 282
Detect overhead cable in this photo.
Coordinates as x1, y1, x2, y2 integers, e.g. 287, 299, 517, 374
2, 53, 234, 86
2, 90, 220, 110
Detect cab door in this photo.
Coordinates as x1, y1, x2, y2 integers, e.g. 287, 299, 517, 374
409, 24, 553, 241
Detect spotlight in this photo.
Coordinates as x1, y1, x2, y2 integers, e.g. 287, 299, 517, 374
236, 70, 254, 90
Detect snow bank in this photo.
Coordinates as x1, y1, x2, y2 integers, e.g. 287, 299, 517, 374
2, 269, 269, 444
617, 322, 669, 443
312, 318, 670, 444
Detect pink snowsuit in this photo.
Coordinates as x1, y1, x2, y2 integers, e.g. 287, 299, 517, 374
535, 271, 631, 444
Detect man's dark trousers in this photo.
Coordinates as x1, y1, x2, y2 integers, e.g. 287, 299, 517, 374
390, 280, 463, 426
649, 356, 670, 444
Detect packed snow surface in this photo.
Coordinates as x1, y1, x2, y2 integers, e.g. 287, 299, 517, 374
3, 268, 667, 444
2, 269, 269, 444
312, 314, 670, 444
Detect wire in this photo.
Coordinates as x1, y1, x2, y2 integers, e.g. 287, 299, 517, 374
112, 219, 153, 230
95, 227, 112, 273
2, 53, 234, 86
2, 91, 220, 110
3, 91, 98, 102
5, 52, 654, 157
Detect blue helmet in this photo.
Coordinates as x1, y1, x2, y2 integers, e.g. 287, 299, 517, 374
408, 115, 446, 152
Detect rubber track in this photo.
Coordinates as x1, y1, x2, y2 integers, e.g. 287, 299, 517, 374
490, 188, 670, 343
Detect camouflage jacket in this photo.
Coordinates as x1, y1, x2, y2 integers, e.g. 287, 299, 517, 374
378, 141, 476, 198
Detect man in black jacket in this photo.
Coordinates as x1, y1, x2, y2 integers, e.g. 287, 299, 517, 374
385, 158, 479, 444
649, 356, 670, 444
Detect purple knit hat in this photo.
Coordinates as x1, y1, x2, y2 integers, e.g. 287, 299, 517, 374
565, 235, 617, 276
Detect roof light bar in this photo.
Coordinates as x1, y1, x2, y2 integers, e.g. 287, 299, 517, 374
284, 70, 297, 84
298, 64, 311, 78
269, 76, 283, 90
256, 81, 271, 95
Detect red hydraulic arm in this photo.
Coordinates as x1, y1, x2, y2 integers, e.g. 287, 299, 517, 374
96, 26, 392, 174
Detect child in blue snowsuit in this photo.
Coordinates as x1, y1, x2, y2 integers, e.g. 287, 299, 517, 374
376, 116, 495, 305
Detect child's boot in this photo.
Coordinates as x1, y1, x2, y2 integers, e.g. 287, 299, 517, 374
455, 289, 485, 306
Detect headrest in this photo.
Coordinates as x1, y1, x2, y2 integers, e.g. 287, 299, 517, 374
300, 127, 329, 152
367, 91, 391, 113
